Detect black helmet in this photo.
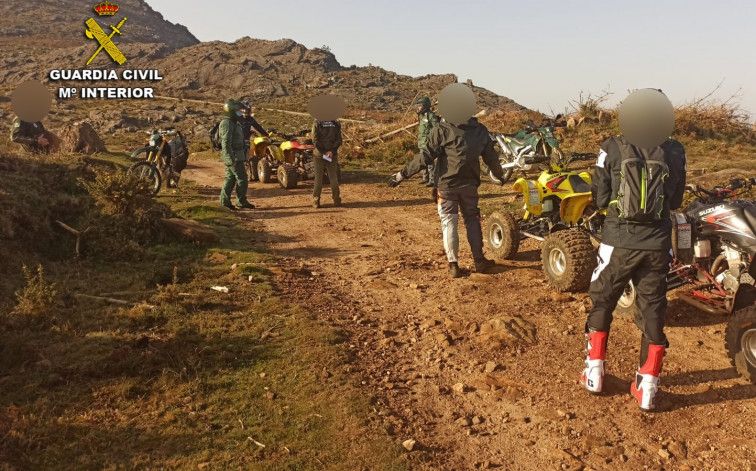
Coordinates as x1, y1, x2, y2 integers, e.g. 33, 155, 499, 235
223, 99, 243, 118
413, 96, 431, 114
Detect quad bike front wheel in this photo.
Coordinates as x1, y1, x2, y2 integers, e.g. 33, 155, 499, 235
247, 157, 260, 182
541, 230, 597, 292
258, 159, 273, 183
127, 161, 162, 195
486, 211, 520, 259
726, 305, 756, 384
277, 163, 299, 189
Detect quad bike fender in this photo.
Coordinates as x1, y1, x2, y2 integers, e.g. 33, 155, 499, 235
559, 192, 593, 225
512, 178, 543, 215
131, 146, 157, 159
269, 145, 284, 162
578, 170, 592, 185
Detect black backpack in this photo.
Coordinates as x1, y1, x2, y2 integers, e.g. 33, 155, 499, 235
169, 132, 189, 172
615, 138, 669, 223
209, 121, 222, 151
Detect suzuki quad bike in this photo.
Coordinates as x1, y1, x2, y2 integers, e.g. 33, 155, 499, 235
251, 129, 340, 189
617, 178, 756, 383
128, 129, 189, 195
488, 115, 567, 184
486, 151, 601, 292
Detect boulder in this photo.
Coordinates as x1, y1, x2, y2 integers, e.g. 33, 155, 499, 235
59, 121, 107, 154
160, 218, 220, 244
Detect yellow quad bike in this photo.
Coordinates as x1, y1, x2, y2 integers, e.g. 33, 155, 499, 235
251, 130, 299, 189
251, 129, 340, 189
486, 152, 603, 292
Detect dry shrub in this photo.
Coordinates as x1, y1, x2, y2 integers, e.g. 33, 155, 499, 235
12, 264, 58, 317
154, 266, 181, 304
78, 170, 172, 259
675, 97, 755, 143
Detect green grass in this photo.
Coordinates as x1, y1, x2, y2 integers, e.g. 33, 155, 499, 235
0, 146, 407, 470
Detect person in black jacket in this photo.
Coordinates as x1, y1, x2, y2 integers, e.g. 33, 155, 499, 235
388, 86, 504, 279
581, 89, 686, 411
311, 118, 342, 208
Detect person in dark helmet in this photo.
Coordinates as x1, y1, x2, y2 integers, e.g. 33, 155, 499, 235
218, 99, 254, 210
414, 96, 440, 187
388, 84, 504, 278
581, 88, 686, 411
10, 116, 59, 153
239, 101, 268, 182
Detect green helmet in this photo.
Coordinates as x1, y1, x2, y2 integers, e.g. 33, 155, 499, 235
223, 99, 243, 118
413, 96, 431, 114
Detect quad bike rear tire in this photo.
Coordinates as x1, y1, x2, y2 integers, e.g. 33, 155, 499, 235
127, 161, 162, 195
541, 230, 597, 292
258, 159, 273, 183
486, 211, 520, 259
247, 157, 260, 182
726, 305, 756, 384
277, 163, 299, 189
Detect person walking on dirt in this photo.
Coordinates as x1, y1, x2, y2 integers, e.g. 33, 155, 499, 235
581, 89, 686, 411
414, 96, 440, 187
240, 102, 268, 182
10, 116, 58, 153
311, 118, 342, 208
388, 84, 504, 278
219, 99, 255, 210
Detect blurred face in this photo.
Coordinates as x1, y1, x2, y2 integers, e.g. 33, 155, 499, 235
241, 108, 250, 117
416, 104, 424, 113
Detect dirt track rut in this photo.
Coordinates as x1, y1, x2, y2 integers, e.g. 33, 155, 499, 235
184, 158, 756, 470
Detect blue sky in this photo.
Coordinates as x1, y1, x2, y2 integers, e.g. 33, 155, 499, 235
148, 0, 755, 117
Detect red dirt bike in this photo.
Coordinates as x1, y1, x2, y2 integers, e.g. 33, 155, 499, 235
617, 177, 756, 383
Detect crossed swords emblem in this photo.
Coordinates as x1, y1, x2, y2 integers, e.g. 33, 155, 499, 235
85, 17, 127, 65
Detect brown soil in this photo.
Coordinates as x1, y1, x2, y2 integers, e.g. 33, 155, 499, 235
183, 158, 756, 471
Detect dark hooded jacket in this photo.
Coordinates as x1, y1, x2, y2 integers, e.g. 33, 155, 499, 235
401, 118, 503, 190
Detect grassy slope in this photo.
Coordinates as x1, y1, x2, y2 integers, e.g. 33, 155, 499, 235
0, 145, 406, 470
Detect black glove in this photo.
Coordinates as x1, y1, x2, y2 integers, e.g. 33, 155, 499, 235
387, 171, 404, 188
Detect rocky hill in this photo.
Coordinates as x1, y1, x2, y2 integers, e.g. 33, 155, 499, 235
0, 1, 524, 116
0, 0, 198, 51
150, 37, 523, 112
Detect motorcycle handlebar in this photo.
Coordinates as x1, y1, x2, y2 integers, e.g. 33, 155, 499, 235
523, 155, 550, 165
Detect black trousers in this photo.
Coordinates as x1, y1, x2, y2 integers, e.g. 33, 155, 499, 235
587, 244, 672, 364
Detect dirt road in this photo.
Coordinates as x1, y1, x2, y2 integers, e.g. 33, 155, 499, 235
184, 158, 756, 470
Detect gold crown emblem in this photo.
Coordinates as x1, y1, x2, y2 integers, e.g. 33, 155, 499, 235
93, 1, 119, 15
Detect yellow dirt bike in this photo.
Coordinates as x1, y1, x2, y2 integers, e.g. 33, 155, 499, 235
128, 129, 189, 195
486, 152, 602, 292
251, 129, 340, 189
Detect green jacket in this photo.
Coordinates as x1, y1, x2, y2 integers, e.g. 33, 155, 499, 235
219, 117, 245, 165
417, 111, 440, 150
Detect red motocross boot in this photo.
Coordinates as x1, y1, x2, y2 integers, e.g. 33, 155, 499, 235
580, 331, 608, 393
631, 344, 665, 411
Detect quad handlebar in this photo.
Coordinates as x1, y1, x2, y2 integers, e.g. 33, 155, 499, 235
686, 178, 756, 201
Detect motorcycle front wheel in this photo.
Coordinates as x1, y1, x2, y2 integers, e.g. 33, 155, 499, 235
489, 148, 515, 184
127, 161, 162, 195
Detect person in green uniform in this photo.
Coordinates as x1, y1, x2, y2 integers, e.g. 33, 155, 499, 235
219, 99, 254, 210
414, 96, 440, 187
